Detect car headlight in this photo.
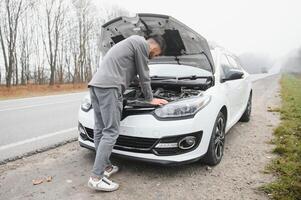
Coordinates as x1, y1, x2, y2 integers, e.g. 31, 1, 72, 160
154, 95, 211, 118
81, 95, 92, 112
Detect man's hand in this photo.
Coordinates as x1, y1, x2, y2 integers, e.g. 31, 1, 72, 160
150, 98, 168, 105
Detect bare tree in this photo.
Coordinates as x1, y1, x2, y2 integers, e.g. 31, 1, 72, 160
102, 4, 130, 22
71, 0, 95, 83
0, 0, 129, 87
0, 0, 23, 87
19, 8, 33, 85
40, 0, 66, 85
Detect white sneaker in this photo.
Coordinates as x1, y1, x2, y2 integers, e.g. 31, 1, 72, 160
104, 165, 119, 178
88, 177, 119, 192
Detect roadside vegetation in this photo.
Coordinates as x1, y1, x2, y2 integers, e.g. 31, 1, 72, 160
0, 83, 87, 100
262, 74, 301, 200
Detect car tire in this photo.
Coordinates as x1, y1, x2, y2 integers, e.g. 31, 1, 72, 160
239, 92, 252, 122
203, 111, 226, 166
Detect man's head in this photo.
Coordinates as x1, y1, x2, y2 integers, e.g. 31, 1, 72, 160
146, 34, 166, 59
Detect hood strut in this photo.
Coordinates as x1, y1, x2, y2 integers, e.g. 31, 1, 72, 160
139, 18, 152, 37
175, 56, 181, 65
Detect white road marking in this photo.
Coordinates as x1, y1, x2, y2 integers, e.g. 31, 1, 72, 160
0, 91, 87, 103
0, 100, 80, 112
0, 127, 77, 151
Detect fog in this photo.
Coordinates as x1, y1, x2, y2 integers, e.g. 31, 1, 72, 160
239, 53, 272, 74
281, 48, 301, 73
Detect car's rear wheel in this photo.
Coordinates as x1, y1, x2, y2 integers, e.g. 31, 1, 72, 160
203, 112, 226, 166
239, 92, 252, 122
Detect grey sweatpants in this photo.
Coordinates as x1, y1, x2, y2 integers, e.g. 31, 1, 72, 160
89, 86, 123, 178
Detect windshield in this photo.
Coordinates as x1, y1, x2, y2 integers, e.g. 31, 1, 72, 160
149, 53, 213, 73
149, 64, 212, 77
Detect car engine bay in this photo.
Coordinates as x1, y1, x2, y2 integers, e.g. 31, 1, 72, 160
123, 76, 213, 106
124, 86, 202, 106
121, 86, 203, 119
120, 76, 213, 118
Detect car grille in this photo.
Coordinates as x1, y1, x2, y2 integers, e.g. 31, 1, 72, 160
84, 127, 158, 153
84, 127, 94, 139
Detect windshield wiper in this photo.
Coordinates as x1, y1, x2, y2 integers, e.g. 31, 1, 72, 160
150, 75, 177, 80
177, 75, 211, 80
151, 75, 211, 81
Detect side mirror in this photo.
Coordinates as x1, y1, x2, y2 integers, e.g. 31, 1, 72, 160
222, 69, 244, 82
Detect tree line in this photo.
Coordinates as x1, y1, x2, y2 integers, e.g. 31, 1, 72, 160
282, 47, 301, 73
0, 0, 128, 87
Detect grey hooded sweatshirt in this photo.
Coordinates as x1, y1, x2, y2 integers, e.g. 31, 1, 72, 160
88, 35, 153, 101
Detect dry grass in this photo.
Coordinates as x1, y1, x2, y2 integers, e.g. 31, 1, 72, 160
0, 83, 88, 100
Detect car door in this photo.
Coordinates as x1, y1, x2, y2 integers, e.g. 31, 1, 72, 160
227, 55, 249, 115
219, 54, 244, 124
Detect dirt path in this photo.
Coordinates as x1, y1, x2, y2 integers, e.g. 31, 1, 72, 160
0, 75, 281, 200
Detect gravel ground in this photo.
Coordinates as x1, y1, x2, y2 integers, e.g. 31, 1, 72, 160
0, 75, 281, 200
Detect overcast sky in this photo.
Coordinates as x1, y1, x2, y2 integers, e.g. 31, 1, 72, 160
94, 0, 301, 59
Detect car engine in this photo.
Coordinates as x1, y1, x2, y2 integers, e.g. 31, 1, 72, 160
120, 77, 212, 118
121, 86, 202, 119
123, 86, 202, 108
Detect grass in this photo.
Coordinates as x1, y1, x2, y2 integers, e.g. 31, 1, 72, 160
0, 83, 88, 100
261, 74, 301, 200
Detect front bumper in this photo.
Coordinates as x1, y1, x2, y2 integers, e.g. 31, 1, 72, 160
78, 136, 203, 165
79, 122, 203, 156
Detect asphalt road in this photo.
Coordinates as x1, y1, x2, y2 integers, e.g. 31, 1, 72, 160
0, 72, 277, 162
0, 74, 281, 200
0, 92, 88, 162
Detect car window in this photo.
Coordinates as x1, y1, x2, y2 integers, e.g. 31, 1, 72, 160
227, 55, 243, 71
234, 57, 244, 69
227, 56, 238, 69
220, 55, 231, 79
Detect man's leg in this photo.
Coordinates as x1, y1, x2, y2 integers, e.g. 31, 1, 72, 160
91, 87, 122, 178
89, 87, 104, 152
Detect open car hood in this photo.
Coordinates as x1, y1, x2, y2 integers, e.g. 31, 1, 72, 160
100, 13, 215, 73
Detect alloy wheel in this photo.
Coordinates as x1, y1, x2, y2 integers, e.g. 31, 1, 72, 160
214, 117, 225, 160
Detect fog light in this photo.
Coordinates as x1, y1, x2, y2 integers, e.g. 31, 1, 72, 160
155, 142, 178, 148
178, 136, 196, 150
78, 123, 86, 134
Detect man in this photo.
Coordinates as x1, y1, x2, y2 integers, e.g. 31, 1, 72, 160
87, 34, 168, 192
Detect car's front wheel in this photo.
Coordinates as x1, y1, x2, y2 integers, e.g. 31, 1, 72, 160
203, 112, 226, 166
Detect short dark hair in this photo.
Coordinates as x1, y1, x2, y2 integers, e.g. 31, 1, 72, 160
148, 34, 166, 55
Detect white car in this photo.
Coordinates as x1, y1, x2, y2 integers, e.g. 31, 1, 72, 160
78, 14, 252, 166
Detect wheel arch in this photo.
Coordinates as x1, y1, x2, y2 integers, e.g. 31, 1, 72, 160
220, 105, 228, 124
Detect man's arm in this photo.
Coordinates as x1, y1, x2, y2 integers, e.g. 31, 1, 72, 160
134, 43, 153, 102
